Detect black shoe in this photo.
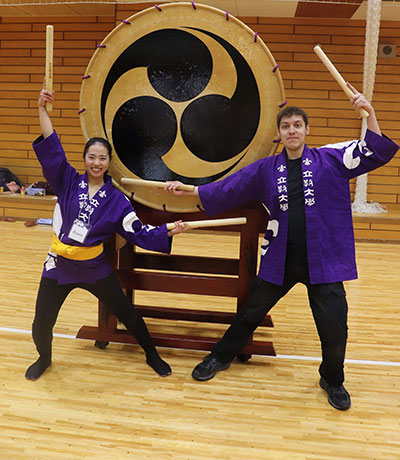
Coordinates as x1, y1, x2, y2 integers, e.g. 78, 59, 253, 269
192, 354, 231, 381
319, 377, 351, 410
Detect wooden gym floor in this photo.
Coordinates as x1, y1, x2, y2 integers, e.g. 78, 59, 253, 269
0, 220, 400, 460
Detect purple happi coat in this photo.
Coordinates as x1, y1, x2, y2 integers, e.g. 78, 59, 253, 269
33, 131, 170, 284
199, 129, 399, 285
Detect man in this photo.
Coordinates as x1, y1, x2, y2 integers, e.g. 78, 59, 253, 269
166, 83, 399, 410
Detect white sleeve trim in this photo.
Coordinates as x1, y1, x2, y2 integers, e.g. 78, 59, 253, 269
122, 211, 140, 233
52, 202, 62, 236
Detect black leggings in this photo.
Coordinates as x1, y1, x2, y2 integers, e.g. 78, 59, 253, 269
32, 273, 156, 359
212, 257, 348, 386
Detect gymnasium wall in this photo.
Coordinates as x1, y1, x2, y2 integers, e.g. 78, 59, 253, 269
0, 1, 400, 213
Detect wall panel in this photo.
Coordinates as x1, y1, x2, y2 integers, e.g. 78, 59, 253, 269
0, 3, 398, 216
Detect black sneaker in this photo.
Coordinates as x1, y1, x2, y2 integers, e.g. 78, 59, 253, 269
192, 354, 231, 381
319, 377, 351, 410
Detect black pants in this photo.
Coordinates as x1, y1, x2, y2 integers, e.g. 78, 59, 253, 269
212, 256, 348, 385
32, 273, 156, 359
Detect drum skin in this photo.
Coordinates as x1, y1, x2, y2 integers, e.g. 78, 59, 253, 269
80, 2, 286, 212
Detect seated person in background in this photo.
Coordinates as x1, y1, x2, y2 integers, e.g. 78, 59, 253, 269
0, 167, 24, 193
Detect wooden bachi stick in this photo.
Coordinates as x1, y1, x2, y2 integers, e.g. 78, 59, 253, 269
314, 45, 369, 118
121, 177, 195, 192
166, 217, 247, 230
45, 25, 54, 112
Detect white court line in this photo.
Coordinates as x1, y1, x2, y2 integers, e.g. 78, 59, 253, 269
1, 326, 75, 340
2, 326, 400, 367
276, 354, 400, 367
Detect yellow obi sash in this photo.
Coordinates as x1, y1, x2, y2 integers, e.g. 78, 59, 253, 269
50, 233, 103, 261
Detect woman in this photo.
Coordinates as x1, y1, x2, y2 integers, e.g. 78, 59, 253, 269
25, 84, 186, 381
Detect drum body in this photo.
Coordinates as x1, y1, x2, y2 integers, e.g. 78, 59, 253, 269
80, 2, 285, 212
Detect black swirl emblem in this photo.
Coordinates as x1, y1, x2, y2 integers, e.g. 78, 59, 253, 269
80, 4, 285, 211
100, 28, 259, 185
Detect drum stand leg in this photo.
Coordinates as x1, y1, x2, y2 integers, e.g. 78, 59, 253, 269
76, 207, 275, 358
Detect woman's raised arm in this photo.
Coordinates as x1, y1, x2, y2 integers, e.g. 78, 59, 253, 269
38, 80, 55, 139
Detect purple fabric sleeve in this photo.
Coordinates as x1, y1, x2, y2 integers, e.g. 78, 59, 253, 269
32, 131, 78, 197
198, 160, 266, 217
321, 129, 399, 180
116, 198, 172, 254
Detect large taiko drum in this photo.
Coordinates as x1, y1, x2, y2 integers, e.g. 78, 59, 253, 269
80, 2, 286, 213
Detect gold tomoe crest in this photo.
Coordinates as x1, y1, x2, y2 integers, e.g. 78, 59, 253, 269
80, 2, 285, 212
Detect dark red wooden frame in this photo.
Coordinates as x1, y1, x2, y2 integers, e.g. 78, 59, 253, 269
76, 203, 275, 357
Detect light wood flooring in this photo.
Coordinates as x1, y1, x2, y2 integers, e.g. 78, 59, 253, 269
0, 220, 400, 460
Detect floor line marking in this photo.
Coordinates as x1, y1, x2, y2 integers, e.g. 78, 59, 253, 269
2, 326, 400, 367
1, 326, 76, 340
275, 354, 400, 367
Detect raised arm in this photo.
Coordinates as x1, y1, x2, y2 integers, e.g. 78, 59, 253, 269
38, 81, 55, 139
347, 82, 381, 136
33, 82, 77, 196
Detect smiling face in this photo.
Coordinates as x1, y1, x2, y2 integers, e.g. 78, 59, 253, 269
277, 115, 309, 159
84, 143, 110, 182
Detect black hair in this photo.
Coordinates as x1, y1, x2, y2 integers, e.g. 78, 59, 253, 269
277, 106, 309, 128
83, 137, 112, 159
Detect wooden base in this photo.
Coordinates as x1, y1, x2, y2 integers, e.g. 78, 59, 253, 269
76, 203, 276, 356
76, 326, 275, 355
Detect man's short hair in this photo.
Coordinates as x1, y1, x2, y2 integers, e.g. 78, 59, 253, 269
277, 106, 309, 128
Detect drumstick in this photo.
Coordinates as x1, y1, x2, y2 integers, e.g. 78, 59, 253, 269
166, 217, 247, 230
45, 25, 54, 112
121, 177, 195, 192
313, 45, 369, 118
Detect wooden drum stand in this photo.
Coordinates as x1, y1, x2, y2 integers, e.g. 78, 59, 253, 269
76, 203, 275, 361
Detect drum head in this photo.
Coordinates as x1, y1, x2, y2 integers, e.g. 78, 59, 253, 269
80, 2, 285, 212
